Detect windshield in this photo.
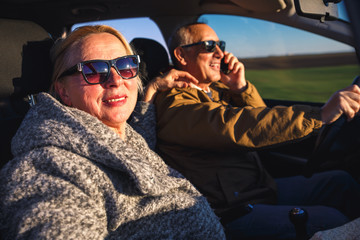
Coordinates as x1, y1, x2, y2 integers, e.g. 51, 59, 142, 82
198, 14, 359, 103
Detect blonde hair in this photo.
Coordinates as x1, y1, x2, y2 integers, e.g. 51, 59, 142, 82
49, 25, 143, 99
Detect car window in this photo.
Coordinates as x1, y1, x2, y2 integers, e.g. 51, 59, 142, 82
199, 14, 359, 103
72, 17, 170, 58
338, 1, 350, 22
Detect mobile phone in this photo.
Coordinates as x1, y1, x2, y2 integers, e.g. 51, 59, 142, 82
220, 58, 231, 75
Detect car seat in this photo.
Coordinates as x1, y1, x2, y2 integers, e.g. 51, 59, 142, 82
0, 18, 53, 169
130, 38, 170, 87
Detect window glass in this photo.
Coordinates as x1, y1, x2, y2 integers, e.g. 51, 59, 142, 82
72, 17, 169, 56
338, 1, 350, 22
199, 14, 359, 103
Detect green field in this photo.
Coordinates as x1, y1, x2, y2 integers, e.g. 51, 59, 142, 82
247, 65, 360, 103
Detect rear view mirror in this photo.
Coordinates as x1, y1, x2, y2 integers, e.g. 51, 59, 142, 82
294, 0, 340, 21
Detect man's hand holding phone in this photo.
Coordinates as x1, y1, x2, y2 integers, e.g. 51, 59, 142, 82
220, 51, 247, 93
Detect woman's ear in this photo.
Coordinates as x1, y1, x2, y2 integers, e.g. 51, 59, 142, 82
174, 47, 187, 66
55, 81, 72, 106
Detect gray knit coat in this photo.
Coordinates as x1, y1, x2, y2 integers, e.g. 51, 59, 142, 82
0, 93, 225, 239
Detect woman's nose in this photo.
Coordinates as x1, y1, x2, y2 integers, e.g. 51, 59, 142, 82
104, 67, 124, 87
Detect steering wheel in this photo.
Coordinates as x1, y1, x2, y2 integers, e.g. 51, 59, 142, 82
304, 76, 360, 177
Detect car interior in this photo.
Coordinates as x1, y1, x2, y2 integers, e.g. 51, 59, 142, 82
1, 0, 360, 174
1, 0, 360, 229
0, 19, 53, 169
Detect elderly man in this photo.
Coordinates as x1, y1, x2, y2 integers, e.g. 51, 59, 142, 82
154, 22, 360, 239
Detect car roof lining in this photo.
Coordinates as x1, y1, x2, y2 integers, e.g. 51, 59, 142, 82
0, 0, 355, 61
0, 0, 347, 39
203, 0, 287, 12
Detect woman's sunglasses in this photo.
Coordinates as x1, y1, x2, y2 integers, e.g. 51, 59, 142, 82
181, 40, 225, 53
59, 55, 140, 85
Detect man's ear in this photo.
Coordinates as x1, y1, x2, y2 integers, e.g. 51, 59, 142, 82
174, 47, 187, 66
55, 81, 72, 106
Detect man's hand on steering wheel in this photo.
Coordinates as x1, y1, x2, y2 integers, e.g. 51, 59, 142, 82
321, 84, 360, 125
304, 76, 360, 177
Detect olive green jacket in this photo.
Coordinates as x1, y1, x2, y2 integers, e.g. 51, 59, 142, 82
154, 81, 323, 215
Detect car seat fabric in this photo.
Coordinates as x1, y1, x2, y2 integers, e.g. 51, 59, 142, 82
0, 18, 53, 169
130, 38, 170, 86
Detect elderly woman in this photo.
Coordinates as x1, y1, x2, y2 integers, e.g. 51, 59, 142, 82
0, 25, 225, 239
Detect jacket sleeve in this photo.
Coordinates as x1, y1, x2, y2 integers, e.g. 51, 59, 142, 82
0, 149, 109, 239
155, 87, 322, 151
225, 81, 267, 108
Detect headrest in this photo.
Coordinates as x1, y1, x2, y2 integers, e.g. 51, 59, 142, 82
13, 38, 53, 98
131, 38, 170, 86
0, 18, 52, 98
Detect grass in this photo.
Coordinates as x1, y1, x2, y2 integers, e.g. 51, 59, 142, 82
247, 65, 360, 103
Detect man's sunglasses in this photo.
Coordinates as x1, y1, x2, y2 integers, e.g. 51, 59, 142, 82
59, 55, 140, 85
181, 40, 225, 53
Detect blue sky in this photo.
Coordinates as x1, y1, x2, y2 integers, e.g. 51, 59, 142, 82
74, 2, 353, 58
199, 14, 353, 58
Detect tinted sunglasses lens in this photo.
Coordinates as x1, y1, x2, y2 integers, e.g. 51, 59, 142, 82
204, 41, 225, 52
116, 56, 139, 79
83, 62, 109, 84
219, 41, 226, 52
204, 41, 217, 52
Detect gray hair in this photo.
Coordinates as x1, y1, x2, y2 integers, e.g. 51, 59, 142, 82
168, 22, 207, 68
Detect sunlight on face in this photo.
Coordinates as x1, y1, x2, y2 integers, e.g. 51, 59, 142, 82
57, 33, 138, 136
182, 24, 223, 85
